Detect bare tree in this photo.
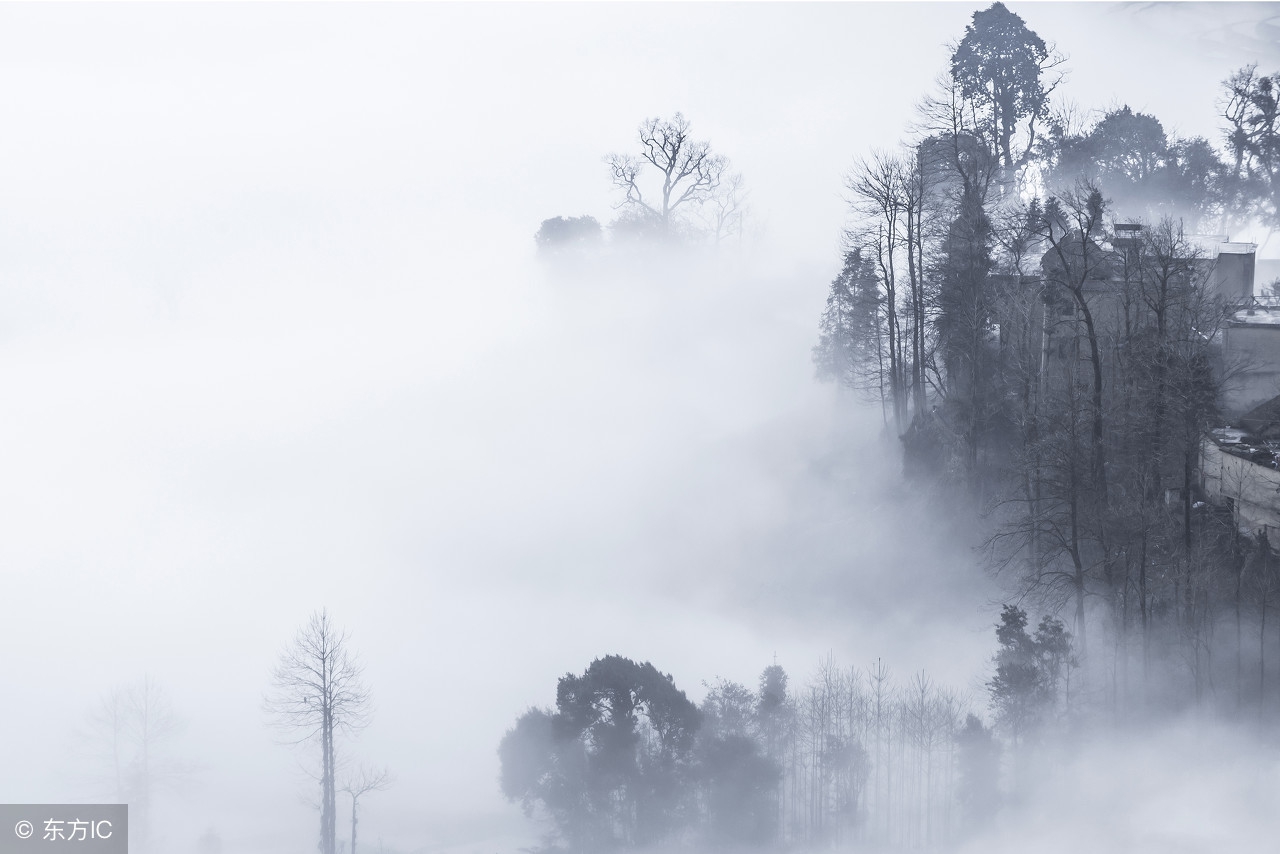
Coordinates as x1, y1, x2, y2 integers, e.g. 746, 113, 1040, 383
82, 676, 184, 853
265, 610, 371, 854
126, 676, 179, 850
914, 74, 1001, 203
82, 683, 186, 851
848, 152, 910, 432
86, 686, 131, 805
607, 112, 730, 237
342, 764, 392, 854
1037, 183, 1112, 506
702, 171, 749, 244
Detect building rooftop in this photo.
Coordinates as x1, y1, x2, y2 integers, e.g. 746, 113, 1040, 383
1231, 305, 1280, 325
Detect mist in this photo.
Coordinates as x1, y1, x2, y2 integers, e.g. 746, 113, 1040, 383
2, 3, 1280, 854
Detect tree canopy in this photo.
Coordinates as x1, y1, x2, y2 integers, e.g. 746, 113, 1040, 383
499, 655, 702, 849
951, 2, 1058, 170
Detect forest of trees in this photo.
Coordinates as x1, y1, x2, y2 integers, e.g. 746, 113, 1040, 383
506, 3, 1280, 851
500, 608, 1073, 851
813, 1, 1280, 721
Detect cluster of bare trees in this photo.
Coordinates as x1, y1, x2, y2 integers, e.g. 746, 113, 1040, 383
698, 658, 990, 851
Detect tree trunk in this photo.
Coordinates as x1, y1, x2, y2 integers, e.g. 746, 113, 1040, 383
351, 795, 360, 854
323, 706, 335, 854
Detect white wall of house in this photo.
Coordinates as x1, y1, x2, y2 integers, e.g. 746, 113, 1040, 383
1202, 439, 1280, 539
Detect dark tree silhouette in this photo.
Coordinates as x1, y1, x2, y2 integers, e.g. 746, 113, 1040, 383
499, 656, 701, 850
1044, 106, 1229, 227
987, 606, 1075, 751
700, 735, 781, 846
813, 247, 887, 411
534, 216, 602, 254
1223, 64, 1280, 236
951, 2, 1061, 171
988, 605, 1049, 748
936, 184, 995, 482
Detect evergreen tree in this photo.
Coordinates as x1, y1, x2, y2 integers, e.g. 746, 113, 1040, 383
499, 656, 702, 851
936, 186, 995, 481
987, 605, 1048, 747
813, 248, 888, 415
951, 2, 1059, 171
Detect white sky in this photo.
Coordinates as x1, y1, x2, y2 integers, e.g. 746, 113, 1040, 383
1, 3, 1278, 852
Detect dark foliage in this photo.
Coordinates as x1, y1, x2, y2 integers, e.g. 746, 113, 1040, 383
534, 216, 602, 253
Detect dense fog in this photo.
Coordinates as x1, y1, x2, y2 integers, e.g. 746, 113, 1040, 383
1, 3, 1279, 854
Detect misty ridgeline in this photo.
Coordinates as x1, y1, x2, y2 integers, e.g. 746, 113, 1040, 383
500, 4, 1280, 854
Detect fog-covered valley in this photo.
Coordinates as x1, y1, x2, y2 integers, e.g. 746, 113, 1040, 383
2, 3, 1280, 853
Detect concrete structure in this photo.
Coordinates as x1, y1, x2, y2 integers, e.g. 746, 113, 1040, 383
1223, 305, 1280, 415
1033, 226, 1270, 416
1202, 430, 1280, 540
1100, 231, 1280, 538
1172, 235, 1270, 417
1213, 242, 1257, 303
1256, 258, 1280, 295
